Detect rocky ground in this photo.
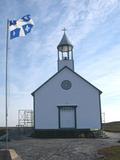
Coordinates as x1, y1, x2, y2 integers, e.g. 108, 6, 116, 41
0, 132, 120, 160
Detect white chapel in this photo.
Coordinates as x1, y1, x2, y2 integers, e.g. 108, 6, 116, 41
32, 31, 102, 132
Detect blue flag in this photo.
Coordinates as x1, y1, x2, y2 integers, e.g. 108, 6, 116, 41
9, 15, 34, 39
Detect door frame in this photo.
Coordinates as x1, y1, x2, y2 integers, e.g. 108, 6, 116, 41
57, 105, 77, 129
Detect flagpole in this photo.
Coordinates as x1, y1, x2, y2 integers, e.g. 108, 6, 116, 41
5, 19, 9, 149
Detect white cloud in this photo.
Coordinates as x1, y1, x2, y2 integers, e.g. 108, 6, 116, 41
102, 104, 120, 122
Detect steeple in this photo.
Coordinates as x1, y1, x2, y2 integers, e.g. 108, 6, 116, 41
57, 29, 74, 71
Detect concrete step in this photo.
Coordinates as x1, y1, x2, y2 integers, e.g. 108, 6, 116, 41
0, 149, 22, 160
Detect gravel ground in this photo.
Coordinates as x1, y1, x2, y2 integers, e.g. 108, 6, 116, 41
1, 133, 120, 160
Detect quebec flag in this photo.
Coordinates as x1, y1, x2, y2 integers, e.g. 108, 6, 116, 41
9, 15, 34, 39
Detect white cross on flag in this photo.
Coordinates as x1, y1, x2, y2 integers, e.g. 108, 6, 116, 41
9, 15, 34, 39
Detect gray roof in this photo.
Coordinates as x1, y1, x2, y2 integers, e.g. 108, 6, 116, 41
57, 33, 73, 48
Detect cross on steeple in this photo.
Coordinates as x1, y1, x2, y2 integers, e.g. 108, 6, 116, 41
62, 28, 66, 33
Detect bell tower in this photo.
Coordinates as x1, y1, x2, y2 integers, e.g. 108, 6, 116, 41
57, 29, 74, 71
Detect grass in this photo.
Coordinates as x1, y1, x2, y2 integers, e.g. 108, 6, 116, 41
103, 121, 120, 132
98, 146, 120, 160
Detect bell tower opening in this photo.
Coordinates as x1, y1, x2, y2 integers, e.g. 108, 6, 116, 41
57, 29, 74, 71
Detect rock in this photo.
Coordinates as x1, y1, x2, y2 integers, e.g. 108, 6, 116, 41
0, 149, 22, 160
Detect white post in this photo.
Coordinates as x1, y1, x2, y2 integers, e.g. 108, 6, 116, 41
5, 19, 9, 149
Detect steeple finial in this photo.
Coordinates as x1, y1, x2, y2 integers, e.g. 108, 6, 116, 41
62, 28, 66, 33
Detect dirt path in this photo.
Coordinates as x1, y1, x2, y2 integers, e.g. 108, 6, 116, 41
104, 131, 120, 139
1, 133, 120, 160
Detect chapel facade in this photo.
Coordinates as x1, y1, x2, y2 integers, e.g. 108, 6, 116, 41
32, 31, 102, 132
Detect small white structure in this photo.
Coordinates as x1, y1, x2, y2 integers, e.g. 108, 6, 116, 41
32, 31, 102, 130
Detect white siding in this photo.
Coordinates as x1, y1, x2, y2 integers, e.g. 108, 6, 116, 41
58, 59, 74, 71
34, 68, 101, 129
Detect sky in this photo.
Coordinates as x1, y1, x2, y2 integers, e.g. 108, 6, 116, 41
0, 0, 120, 126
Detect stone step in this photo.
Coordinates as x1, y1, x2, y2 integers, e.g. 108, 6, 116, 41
0, 149, 22, 160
